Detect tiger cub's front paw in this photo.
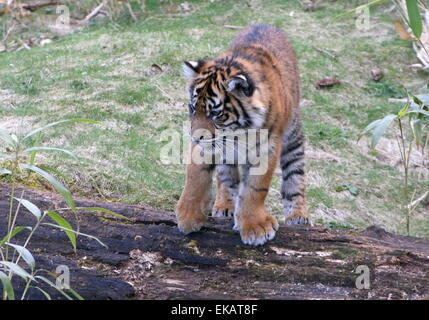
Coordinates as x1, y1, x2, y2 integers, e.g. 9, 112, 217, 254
237, 211, 279, 246
285, 209, 311, 226
176, 201, 207, 234
211, 200, 234, 218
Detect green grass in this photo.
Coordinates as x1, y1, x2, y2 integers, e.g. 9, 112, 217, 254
0, 0, 428, 237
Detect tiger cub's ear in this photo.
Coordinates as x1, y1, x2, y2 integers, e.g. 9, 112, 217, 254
227, 74, 254, 97
182, 60, 204, 78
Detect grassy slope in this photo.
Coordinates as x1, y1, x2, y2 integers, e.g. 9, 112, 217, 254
0, 0, 428, 237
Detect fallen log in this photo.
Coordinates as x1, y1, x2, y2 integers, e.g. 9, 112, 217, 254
0, 184, 428, 300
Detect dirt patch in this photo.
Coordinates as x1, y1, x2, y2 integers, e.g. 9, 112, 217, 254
356, 137, 428, 177
0, 115, 36, 135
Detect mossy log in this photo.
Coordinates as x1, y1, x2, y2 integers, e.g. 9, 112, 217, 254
0, 184, 428, 300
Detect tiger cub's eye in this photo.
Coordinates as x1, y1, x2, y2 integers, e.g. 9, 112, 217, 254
210, 109, 223, 117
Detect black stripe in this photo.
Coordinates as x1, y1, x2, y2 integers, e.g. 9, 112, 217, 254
283, 168, 304, 181
281, 155, 303, 171
201, 164, 215, 172
251, 187, 269, 192
282, 138, 303, 157
235, 99, 252, 127
206, 83, 216, 97
281, 192, 302, 201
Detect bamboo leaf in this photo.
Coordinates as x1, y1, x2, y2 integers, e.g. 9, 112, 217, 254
0, 271, 15, 300
22, 147, 78, 160
358, 118, 382, 141
0, 261, 35, 281
38, 165, 72, 183
406, 0, 422, 38
42, 223, 107, 248
19, 164, 76, 211
35, 275, 73, 300
411, 119, 423, 146
13, 197, 41, 219
46, 211, 76, 251
0, 168, 12, 175
29, 286, 51, 300
23, 119, 100, 141
0, 227, 32, 246
407, 109, 429, 117
77, 207, 128, 220
333, 0, 386, 20
45, 271, 84, 300
5, 243, 36, 271
370, 114, 397, 148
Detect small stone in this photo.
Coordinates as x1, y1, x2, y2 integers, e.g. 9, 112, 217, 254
371, 69, 384, 82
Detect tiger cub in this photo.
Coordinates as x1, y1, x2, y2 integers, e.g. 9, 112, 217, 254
176, 24, 309, 245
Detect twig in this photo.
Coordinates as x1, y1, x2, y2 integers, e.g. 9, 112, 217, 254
312, 46, 338, 61
388, 98, 408, 103
125, 1, 137, 22
223, 25, 243, 30
80, 0, 107, 24
2, 21, 17, 43
154, 84, 174, 101
406, 190, 429, 211
18, 39, 31, 50
21, 1, 59, 12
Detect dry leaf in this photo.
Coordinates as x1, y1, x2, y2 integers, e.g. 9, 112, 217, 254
316, 78, 341, 89
151, 63, 163, 73
394, 20, 412, 40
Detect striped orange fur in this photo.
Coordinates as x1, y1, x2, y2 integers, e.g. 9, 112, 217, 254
176, 24, 309, 246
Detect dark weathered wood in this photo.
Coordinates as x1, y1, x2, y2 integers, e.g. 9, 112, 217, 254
0, 184, 428, 300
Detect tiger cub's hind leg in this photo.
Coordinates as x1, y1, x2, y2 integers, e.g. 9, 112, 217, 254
212, 165, 239, 218
280, 116, 310, 225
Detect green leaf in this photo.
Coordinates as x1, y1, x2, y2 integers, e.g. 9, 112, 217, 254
0, 261, 35, 281
358, 117, 383, 142
38, 165, 72, 183
410, 94, 429, 109
46, 211, 76, 251
23, 119, 100, 141
77, 207, 129, 220
0, 271, 15, 300
35, 275, 73, 300
407, 109, 429, 117
19, 164, 76, 211
39, 164, 72, 182
54, 207, 129, 220
29, 134, 41, 165
43, 223, 107, 248
29, 286, 51, 300
0, 168, 12, 175
412, 95, 423, 106
45, 271, 84, 300
22, 147, 77, 160
398, 101, 410, 119
0, 226, 32, 246
370, 114, 397, 148
406, 0, 422, 38
411, 119, 423, 147
333, 0, 386, 20
13, 197, 41, 219
66, 286, 84, 300
335, 184, 359, 196
5, 243, 36, 271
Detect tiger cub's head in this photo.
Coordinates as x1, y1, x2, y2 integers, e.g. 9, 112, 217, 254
182, 58, 268, 149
